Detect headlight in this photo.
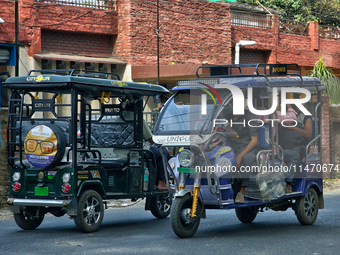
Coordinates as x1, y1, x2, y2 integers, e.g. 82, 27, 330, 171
178, 149, 195, 167
62, 173, 71, 183
12, 172, 21, 182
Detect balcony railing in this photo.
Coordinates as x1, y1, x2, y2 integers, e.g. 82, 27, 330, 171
279, 19, 309, 36
35, 0, 116, 10
319, 25, 340, 40
231, 11, 272, 29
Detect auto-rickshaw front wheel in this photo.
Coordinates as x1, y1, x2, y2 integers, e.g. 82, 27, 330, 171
295, 187, 319, 225
74, 190, 104, 233
170, 194, 201, 238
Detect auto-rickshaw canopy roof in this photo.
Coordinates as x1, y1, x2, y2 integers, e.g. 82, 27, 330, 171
173, 63, 325, 91
3, 69, 169, 97
174, 76, 324, 91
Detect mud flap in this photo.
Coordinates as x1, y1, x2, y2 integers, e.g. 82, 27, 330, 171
66, 198, 78, 216
318, 193, 324, 209
145, 197, 152, 211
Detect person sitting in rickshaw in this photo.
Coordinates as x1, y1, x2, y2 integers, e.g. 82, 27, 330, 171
280, 93, 313, 162
222, 100, 259, 203
256, 93, 300, 193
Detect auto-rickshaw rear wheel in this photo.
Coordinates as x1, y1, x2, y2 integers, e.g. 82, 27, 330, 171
14, 208, 45, 230
235, 206, 258, 223
170, 194, 201, 238
74, 190, 104, 233
150, 195, 172, 218
295, 187, 319, 225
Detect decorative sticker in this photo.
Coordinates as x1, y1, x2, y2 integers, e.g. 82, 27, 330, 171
214, 146, 231, 158
90, 171, 101, 179
24, 125, 58, 168
111, 81, 128, 87
26, 76, 51, 82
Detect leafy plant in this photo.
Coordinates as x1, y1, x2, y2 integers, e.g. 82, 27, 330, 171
308, 58, 340, 105
238, 0, 340, 27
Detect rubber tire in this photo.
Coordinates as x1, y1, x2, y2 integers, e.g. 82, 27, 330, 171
74, 190, 104, 233
170, 194, 201, 238
296, 187, 319, 225
14, 209, 44, 230
235, 206, 258, 224
150, 196, 171, 219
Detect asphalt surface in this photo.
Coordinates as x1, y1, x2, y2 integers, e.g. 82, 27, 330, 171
0, 193, 340, 255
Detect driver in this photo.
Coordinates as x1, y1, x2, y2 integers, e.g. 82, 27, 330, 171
221, 100, 258, 203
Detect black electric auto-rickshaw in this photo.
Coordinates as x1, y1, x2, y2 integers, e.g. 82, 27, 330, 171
4, 69, 172, 232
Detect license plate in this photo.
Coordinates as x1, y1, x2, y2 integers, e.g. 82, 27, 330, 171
34, 186, 49, 196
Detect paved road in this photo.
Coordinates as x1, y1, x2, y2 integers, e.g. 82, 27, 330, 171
0, 193, 340, 255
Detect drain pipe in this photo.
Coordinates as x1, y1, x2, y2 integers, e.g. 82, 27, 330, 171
235, 40, 256, 64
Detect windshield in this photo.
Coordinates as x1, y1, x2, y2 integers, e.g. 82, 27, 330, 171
154, 90, 230, 135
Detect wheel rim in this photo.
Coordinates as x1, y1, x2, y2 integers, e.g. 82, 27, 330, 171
179, 200, 199, 230
22, 211, 40, 222
303, 192, 316, 219
83, 196, 101, 226
157, 199, 171, 213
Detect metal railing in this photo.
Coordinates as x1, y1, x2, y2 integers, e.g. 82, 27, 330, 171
34, 0, 116, 10
231, 11, 272, 29
319, 25, 340, 39
279, 18, 309, 36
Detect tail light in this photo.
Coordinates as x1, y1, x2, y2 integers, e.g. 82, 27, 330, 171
12, 182, 21, 192
62, 183, 71, 193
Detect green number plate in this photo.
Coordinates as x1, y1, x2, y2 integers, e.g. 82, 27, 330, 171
177, 167, 197, 173
34, 186, 49, 196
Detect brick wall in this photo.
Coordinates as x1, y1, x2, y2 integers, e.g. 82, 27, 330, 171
231, 49, 267, 64
0, 0, 118, 57
41, 30, 114, 57
232, 16, 340, 69
0, 1, 15, 43
3, 1, 340, 68
116, 0, 232, 66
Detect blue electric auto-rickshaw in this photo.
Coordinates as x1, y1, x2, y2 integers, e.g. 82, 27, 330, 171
154, 63, 325, 238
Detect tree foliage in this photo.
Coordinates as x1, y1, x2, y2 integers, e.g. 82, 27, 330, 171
308, 58, 340, 105
238, 0, 340, 27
